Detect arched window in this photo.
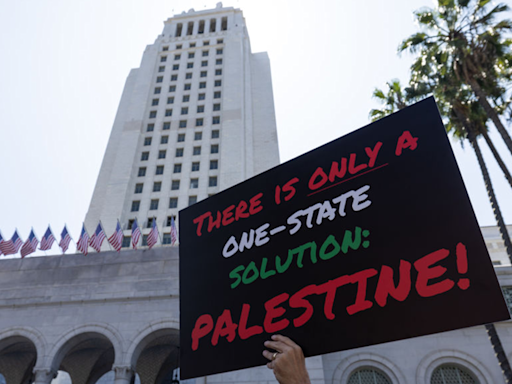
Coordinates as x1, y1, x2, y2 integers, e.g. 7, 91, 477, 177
347, 367, 392, 384
431, 364, 478, 384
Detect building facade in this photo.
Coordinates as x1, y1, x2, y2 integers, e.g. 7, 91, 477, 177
84, 3, 279, 246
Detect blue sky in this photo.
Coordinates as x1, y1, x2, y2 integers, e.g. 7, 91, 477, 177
0, 0, 511, 256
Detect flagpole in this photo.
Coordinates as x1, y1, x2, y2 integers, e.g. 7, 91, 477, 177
99, 220, 113, 251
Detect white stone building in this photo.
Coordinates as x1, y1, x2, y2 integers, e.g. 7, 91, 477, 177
84, 3, 279, 247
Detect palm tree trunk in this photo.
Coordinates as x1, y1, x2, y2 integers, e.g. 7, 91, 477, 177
482, 131, 512, 190
485, 323, 512, 384
468, 130, 512, 383
469, 131, 512, 261
468, 79, 512, 156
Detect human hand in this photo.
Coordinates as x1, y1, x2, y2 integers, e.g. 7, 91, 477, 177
262, 334, 311, 384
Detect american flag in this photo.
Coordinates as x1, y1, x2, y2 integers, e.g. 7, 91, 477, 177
89, 222, 106, 252
0, 232, 3, 256
20, 229, 39, 258
39, 226, 56, 251
170, 216, 178, 245
77, 224, 90, 256
0, 230, 23, 255
132, 219, 141, 249
147, 218, 159, 249
59, 225, 72, 253
108, 220, 123, 252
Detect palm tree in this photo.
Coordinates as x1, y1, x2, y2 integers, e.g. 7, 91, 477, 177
369, 80, 408, 121
399, 0, 512, 156
371, 70, 512, 384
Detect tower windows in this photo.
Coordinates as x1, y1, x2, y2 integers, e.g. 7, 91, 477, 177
216, 49, 223, 55
150, 199, 159, 210
144, 137, 152, 146
181, 107, 188, 115
216, 59, 223, 65
149, 111, 157, 118
187, 21, 194, 35
147, 123, 155, 132
211, 130, 220, 138
183, 95, 190, 102
141, 152, 149, 161
173, 164, 182, 173
171, 74, 178, 81
198, 20, 205, 34
158, 66, 165, 72
179, 120, 187, 128
131, 201, 140, 212
158, 150, 166, 159
210, 18, 216, 32
193, 146, 201, 155
154, 87, 161, 94
165, 109, 173, 116
187, 62, 194, 69
160, 136, 169, 144
169, 85, 176, 92
152, 99, 159, 106
199, 82, 206, 89
173, 64, 179, 70
161, 56, 167, 62
156, 76, 163, 83
163, 122, 171, 130
211, 144, 219, 154
184, 83, 191, 90
212, 116, 220, 124
214, 91, 221, 99
174, 54, 181, 60
202, 50, 209, 57
176, 148, 184, 157
189, 196, 198, 206
185, 72, 192, 79
188, 52, 195, 59
138, 167, 147, 177
214, 80, 221, 87
213, 103, 221, 111
191, 162, 200, 171
209, 176, 218, 187
135, 183, 143, 193
221, 17, 227, 31
200, 71, 207, 78
197, 105, 205, 113
196, 118, 204, 126
153, 182, 162, 192
169, 197, 178, 208
190, 179, 199, 189
176, 23, 183, 37
162, 46, 169, 51
167, 97, 174, 104
198, 93, 205, 100
215, 69, 222, 76
171, 180, 180, 190
194, 132, 202, 140
201, 61, 208, 67
155, 165, 164, 175
210, 160, 218, 169
177, 134, 185, 142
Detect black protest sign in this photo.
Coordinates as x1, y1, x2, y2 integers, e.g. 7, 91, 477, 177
178, 97, 509, 379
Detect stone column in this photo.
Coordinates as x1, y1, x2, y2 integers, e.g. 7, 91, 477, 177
113, 366, 134, 384
32, 369, 57, 384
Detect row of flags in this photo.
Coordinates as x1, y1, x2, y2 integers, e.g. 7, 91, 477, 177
0, 217, 178, 258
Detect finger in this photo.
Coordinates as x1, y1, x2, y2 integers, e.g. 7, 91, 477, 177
262, 349, 276, 361
264, 340, 291, 353
271, 334, 297, 348
267, 362, 274, 370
